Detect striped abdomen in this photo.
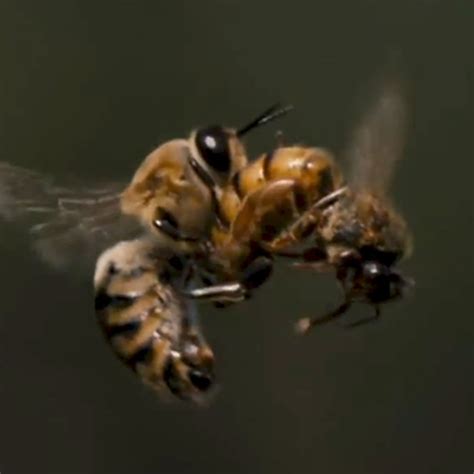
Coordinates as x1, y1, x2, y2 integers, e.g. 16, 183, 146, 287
94, 240, 215, 401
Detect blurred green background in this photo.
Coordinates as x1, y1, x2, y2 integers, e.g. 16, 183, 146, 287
0, 1, 471, 473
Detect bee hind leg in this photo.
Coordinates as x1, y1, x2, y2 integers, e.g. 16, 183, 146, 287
240, 255, 273, 290
184, 256, 273, 307
184, 282, 247, 304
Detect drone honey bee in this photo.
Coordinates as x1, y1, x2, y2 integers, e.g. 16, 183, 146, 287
0, 104, 291, 400
191, 79, 413, 331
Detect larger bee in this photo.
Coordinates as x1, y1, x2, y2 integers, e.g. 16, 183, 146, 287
0, 105, 290, 400
191, 79, 413, 331
198, 144, 344, 293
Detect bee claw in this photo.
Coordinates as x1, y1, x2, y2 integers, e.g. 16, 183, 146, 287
295, 317, 311, 335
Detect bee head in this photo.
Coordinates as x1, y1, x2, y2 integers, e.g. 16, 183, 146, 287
358, 261, 407, 303
190, 103, 292, 185
342, 246, 413, 305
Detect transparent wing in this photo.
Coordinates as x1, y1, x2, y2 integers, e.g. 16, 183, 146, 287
0, 162, 142, 272
345, 77, 407, 197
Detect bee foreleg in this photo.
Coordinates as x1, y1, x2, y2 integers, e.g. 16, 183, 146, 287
278, 247, 332, 272
265, 188, 348, 254
342, 304, 381, 328
311, 186, 348, 211
153, 208, 199, 243
295, 300, 352, 335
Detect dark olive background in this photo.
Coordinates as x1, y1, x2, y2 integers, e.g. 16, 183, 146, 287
0, 1, 471, 473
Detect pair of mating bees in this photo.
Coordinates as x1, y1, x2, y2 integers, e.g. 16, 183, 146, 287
0, 79, 413, 402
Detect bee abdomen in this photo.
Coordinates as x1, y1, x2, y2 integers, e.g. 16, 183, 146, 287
94, 243, 215, 400
94, 292, 136, 312
162, 351, 214, 400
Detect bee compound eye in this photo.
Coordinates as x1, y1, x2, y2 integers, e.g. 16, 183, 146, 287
195, 126, 231, 174
363, 262, 382, 279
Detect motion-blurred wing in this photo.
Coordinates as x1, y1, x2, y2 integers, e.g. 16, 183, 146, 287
345, 78, 407, 197
0, 162, 141, 272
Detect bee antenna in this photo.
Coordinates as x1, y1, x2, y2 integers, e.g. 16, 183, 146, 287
237, 103, 294, 137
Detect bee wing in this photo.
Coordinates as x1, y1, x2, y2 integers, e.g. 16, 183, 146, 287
0, 161, 142, 273
345, 77, 407, 197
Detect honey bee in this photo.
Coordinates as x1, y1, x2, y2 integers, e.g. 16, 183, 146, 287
289, 80, 413, 332
191, 79, 413, 331
0, 104, 290, 399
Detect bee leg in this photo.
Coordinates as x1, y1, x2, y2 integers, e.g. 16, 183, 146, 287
240, 255, 274, 290
291, 247, 330, 269
263, 218, 317, 253
292, 261, 333, 272
311, 186, 348, 211
265, 187, 348, 253
154, 208, 199, 243
184, 282, 247, 304
295, 300, 352, 334
268, 249, 304, 258
342, 305, 381, 328
184, 257, 273, 306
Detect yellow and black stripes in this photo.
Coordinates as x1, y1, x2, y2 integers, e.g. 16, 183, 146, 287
93, 240, 215, 401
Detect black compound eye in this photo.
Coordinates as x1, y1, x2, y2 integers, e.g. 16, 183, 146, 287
195, 126, 231, 173
363, 262, 386, 280
359, 246, 399, 266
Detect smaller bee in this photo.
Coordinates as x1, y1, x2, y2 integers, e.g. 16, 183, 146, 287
93, 238, 215, 401
265, 80, 414, 332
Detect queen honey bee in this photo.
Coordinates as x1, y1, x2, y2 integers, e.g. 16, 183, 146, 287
191, 79, 413, 331
0, 105, 291, 400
